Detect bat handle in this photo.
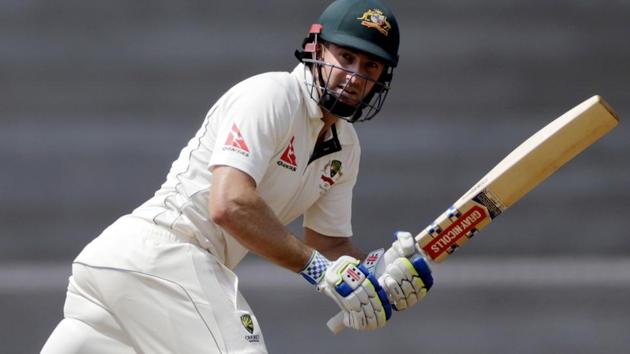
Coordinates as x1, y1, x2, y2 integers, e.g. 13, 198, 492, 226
327, 312, 345, 334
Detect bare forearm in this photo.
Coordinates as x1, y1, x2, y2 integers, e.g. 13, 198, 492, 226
214, 193, 311, 272
209, 166, 312, 273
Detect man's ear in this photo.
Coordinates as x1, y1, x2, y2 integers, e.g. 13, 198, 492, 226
315, 43, 324, 60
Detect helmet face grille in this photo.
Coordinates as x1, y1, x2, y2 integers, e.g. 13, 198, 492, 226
295, 0, 399, 122
302, 58, 391, 123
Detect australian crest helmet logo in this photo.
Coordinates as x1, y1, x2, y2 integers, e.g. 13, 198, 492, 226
357, 9, 391, 36
240, 314, 254, 334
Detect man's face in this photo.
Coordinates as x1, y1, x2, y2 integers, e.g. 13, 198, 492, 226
318, 43, 386, 106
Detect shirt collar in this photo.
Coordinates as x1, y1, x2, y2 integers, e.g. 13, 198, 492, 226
339, 119, 357, 145
291, 63, 323, 121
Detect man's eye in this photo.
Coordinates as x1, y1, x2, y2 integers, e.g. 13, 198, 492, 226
366, 62, 380, 72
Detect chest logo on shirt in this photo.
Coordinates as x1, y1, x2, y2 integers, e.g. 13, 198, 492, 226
223, 123, 250, 156
277, 136, 298, 171
319, 159, 343, 193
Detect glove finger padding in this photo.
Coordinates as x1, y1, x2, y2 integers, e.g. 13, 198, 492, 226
322, 256, 391, 331
360, 277, 387, 330
380, 254, 433, 311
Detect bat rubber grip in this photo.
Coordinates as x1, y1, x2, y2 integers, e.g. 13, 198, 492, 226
327, 312, 345, 334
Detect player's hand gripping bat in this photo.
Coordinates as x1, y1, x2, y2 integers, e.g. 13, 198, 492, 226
328, 95, 619, 333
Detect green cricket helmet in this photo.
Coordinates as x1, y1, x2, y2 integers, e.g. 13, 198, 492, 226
295, 0, 400, 122
318, 0, 399, 67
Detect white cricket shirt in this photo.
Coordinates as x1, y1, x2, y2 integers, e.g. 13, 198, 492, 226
132, 64, 361, 269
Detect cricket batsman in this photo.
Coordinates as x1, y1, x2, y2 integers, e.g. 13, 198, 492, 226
42, 0, 434, 352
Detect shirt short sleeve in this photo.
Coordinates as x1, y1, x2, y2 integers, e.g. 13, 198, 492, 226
303, 176, 355, 237
303, 145, 360, 237
208, 74, 297, 185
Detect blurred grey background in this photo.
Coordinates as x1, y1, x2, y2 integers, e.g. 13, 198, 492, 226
1, 0, 629, 353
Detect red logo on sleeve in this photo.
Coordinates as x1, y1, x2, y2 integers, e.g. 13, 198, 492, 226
223, 123, 250, 156
277, 136, 298, 171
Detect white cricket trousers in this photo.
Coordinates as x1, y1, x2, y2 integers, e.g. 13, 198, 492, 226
41, 216, 268, 354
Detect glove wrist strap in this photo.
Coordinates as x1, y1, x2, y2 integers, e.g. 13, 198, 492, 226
299, 250, 331, 285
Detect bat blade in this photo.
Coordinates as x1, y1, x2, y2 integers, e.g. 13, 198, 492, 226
417, 95, 619, 262
327, 95, 618, 334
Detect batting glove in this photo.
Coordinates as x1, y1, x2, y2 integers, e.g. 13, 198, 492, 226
300, 250, 392, 331
365, 231, 434, 311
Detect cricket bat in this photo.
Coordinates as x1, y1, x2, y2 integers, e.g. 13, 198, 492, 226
328, 95, 619, 333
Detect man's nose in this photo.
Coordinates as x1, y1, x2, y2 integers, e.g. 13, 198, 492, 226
345, 69, 366, 86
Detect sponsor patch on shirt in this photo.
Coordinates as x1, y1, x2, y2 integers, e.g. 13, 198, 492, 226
223, 123, 250, 156
277, 136, 298, 171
